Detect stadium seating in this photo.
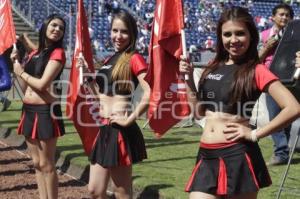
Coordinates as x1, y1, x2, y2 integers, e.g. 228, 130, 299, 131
12, 0, 300, 54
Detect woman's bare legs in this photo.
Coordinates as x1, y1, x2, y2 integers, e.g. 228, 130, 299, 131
228, 192, 257, 199
189, 192, 221, 199
39, 138, 58, 199
110, 165, 132, 199
26, 137, 58, 199
26, 138, 47, 199
88, 164, 110, 199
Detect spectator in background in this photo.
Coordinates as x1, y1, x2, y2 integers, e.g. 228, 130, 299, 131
204, 36, 214, 51
258, 3, 294, 166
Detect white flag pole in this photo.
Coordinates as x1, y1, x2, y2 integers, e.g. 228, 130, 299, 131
12, 43, 20, 64
79, 52, 84, 85
294, 68, 300, 79
181, 29, 189, 80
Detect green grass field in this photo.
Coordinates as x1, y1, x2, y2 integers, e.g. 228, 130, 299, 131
1, 101, 300, 199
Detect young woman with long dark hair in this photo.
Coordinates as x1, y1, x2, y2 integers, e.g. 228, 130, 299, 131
180, 7, 300, 199
10, 14, 66, 199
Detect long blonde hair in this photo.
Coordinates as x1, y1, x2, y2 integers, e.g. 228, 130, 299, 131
110, 9, 138, 92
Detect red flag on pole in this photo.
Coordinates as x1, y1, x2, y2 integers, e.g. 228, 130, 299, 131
0, 0, 17, 54
144, 0, 190, 137
66, 0, 99, 155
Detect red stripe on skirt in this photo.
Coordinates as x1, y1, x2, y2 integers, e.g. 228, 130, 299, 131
52, 118, 62, 137
185, 159, 203, 191
17, 112, 25, 135
244, 153, 259, 189
200, 141, 238, 149
31, 113, 38, 139
217, 157, 227, 195
117, 132, 131, 166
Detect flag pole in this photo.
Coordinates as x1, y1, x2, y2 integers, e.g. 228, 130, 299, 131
79, 52, 83, 85
181, 29, 189, 80
12, 43, 20, 64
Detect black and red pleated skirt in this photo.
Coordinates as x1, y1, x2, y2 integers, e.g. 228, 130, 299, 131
185, 141, 272, 196
89, 118, 147, 167
17, 103, 65, 139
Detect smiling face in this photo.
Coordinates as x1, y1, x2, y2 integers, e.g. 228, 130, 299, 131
272, 8, 291, 29
221, 20, 250, 64
111, 18, 130, 52
46, 18, 65, 44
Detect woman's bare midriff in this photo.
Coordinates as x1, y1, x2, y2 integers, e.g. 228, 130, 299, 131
98, 93, 132, 119
201, 110, 250, 143
23, 86, 58, 104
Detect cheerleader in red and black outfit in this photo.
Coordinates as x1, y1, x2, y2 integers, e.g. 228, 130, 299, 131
10, 14, 66, 199
179, 7, 300, 199
77, 9, 149, 199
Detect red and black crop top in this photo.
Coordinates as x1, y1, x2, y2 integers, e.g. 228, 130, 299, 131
24, 47, 66, 80
199, 64, 278, 118
95, 52, 148, 96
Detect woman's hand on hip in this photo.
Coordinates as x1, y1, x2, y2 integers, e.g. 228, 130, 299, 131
223, 122, 252, 142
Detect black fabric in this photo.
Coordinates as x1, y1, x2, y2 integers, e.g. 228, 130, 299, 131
18, 103, 65, 139
199, 64, 260, 118
95, 52, 139, 96
89, 122, 147, 167
186, 142, 271, 196
24, 47, 63, 81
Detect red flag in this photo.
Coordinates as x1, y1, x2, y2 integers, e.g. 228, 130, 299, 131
66, 0, 99, 155
0, 0, 17, 54
145, 0, 190, 137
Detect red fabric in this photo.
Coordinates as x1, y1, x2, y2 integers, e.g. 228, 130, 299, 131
0, 0, 16, 54
31, 113, 38, 139
118, 132, 131, 166
244, 153, 260, 189
130, 53, 148, 76
144, 0, 190, 137
255, 64, 279, 91
185, 159, 202, 191
66, 0, 99, 155
17, 112, 25, 135
49, 48, 66, 65
200, 142, 238, 149
217, 158, 227, 195
52, 118, 62, 137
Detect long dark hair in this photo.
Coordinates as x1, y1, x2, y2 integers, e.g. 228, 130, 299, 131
38, 14, 66, 53
200, 7, 259, 104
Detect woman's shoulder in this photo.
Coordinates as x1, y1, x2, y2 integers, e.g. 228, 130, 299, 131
129, 52, 147, 75
49, 47, 66, 65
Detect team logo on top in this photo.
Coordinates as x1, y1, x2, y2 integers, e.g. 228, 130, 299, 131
101, 64, 113, 70
206, 74, 224, 81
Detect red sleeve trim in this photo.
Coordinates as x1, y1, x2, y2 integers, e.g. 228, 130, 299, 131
255, 64, 278, 91
49, 48, 66, 66
130, 53, 148, 76
26, 50, 38, 62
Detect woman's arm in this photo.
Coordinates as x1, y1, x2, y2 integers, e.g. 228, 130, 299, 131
117, 72, 150, 126
18, 33, 38, 53
13, 60, 63, 92
256, 81, 300, 139
179, 56, 205, 119
10, 48, 27, 93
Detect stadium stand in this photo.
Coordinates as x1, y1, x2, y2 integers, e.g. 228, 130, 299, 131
11, 0, 300, 60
